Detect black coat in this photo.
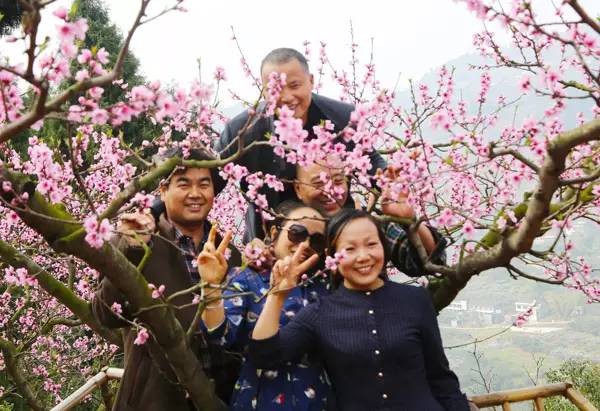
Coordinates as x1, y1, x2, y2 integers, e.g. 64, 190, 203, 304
215, 93, 387, 242
250, 282, 469, 411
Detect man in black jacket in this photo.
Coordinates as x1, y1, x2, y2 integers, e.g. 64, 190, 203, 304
215, 48, 387, 242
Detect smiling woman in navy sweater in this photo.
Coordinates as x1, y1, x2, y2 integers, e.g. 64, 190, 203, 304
250, 209, 469, 411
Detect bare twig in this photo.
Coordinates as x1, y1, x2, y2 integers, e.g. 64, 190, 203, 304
560, 167, 600, 186
506, 264, 564, 285
445, 326, 511, 350
565, 0, 600, 35
489, 146, 540, 173
0, 337, 44, 411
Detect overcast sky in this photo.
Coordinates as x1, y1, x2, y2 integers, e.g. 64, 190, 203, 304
3, 0, 598, 102
100, 0, 508, 99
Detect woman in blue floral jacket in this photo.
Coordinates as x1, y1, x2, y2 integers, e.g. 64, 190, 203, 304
199, 201, 332, 411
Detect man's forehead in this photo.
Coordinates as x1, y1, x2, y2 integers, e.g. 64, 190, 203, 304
299, 161, 345, 179
261, 59, 308, 80
169, 167, 212, 181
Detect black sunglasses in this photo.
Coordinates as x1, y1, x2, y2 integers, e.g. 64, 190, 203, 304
281, 224, 326, 253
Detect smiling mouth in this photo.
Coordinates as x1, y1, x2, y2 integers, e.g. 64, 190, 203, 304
320, 199, 339, 210
185, 204, 205, 211
355, 265, 374, 275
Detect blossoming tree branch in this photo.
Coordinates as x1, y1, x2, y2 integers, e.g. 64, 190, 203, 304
0, 0, 598, 409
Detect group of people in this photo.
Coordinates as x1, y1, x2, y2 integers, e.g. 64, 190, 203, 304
92, 48, 472, 411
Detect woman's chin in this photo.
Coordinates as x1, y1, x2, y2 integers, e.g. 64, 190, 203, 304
345, 274, 381, 290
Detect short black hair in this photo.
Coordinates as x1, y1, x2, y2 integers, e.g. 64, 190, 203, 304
158, 146, 226, 195
260, 48, 309, 76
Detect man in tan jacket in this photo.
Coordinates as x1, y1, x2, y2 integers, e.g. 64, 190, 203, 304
92, 147, 241, 410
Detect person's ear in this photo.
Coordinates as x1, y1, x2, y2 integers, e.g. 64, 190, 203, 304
309, 73, 314, 89
159, 183, 167, 202
260, 82, 268, 99
269, 225, 278, 243
293, 180, 301, 197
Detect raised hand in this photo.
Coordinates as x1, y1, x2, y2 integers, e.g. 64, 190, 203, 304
354, 192, 377, 212
197, 225, 232, 286
270, 242, 319, 294
379, 166, 437, 253
246, 238, 276, 272
380, 166, 415, 219
117, 212, 156, 245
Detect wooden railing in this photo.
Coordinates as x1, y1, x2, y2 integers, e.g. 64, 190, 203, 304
51, 370, 597, 411
50, 367, 123, 411
469, 382, 598, 410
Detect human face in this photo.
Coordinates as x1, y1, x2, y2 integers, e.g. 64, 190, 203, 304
160, 168, 214, 232
294, 161, 348, 217
261, 58, 314, 124
271, 207, 325, 261
335, 218, 385, 291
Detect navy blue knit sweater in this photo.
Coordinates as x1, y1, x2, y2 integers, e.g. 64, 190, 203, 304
250, 281, 469, 411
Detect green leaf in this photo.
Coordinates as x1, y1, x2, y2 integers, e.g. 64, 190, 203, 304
69, 0, 81, 20
38, 37, 50, 53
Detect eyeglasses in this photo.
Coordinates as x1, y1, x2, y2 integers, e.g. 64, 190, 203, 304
281, 224, 326, 253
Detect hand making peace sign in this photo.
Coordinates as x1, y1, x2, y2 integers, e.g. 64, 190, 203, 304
270, 242, 320, 294
197, 225, 233, 286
